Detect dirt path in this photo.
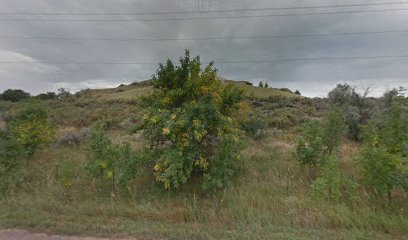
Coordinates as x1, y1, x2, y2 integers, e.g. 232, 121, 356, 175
0, 229, 136, 240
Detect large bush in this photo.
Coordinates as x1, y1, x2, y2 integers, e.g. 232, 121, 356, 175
10, 104, 54, 156
141, 50, 247, 190
328, 84, 373, 140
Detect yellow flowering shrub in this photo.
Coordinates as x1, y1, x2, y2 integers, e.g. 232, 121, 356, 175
141, 50, 248, 190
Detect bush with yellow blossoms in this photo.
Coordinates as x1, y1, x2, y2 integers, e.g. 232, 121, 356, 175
141, 50, 247, 190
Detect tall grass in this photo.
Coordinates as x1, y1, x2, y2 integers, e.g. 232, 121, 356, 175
0, 134, 406, 239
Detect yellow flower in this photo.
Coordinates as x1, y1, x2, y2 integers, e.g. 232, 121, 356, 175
164, 181, 170, 190
151, 116, 159, 124
162, 127, 170, 135
171, 114, 177, 120
154, 164, 160, 171
100, 162, 107, 169
195, 157, 209, 170
107, 170, 113, 179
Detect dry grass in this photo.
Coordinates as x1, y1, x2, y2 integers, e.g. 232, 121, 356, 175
242, 85, 300, 98
0, 84, 406, 239
1, 132, 407, 239
83, 82, 298, 102
0, 119, 6, 130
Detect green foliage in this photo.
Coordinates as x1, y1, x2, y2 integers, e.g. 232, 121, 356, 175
1, 89, 30, 102
241, 116, 266, 140
328, 84, 373, 140
378, 104, 408, 155
268, 108, 299, 129
321, 108, 347, 155
57, 88, 72, 99
85, 123, 140, 185
10, 104, 54, 156
295, 109, 355, 204
258, 81, 264, 88
294, 120, 325, 167
358, 103, 408, 202
0, 130, 26, 192
312, 154, 358, 203
359, 146, 401, 201
141, 50, 246, 190
85, 123, 117, 180
264, 82, 269, 88
36, 92, 57, 100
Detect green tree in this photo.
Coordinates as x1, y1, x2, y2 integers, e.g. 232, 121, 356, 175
1, 89, 30, 102
258, 81, 264, 88
264, 82, 269, 88
141, 50, 247, 190
10, 104, 54, 156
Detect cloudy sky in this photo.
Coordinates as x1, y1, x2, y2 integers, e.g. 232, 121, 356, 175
0, 0, 407, 97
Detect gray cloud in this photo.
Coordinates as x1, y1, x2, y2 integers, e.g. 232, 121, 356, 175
0, 0, 407, 97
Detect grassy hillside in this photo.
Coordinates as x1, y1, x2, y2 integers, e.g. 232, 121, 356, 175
0, 81, 407, 240
76, 79, 300, 101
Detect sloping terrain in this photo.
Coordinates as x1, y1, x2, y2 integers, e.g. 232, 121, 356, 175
0, 81, 406, 240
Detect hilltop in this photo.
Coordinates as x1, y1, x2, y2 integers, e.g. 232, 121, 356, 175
73, 77, 300, 102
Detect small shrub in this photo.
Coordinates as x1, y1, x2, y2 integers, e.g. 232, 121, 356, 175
321, 108, 346, 155
55, 128, 89, 146
295, 108, 347, 180
85, 123, 139, 185
358, 105, 408, 204
294, 120, 325, 167
85, 124, 118, 181
312, 154, 358, 203
0, 131, 26, 192
10, 104, 54, 156
241, 116, 266, 140
359, 146, 401, 203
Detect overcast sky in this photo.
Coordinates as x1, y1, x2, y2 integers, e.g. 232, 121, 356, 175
0, 0, 407, 97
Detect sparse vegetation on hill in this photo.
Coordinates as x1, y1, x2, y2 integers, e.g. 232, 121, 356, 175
0, 54, 407, 239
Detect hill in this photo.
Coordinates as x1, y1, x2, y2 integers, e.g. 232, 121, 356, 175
75, 78, 300, 101
0, 80, 406, 240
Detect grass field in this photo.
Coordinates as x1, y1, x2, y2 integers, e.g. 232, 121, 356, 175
0, 83, 407, 240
